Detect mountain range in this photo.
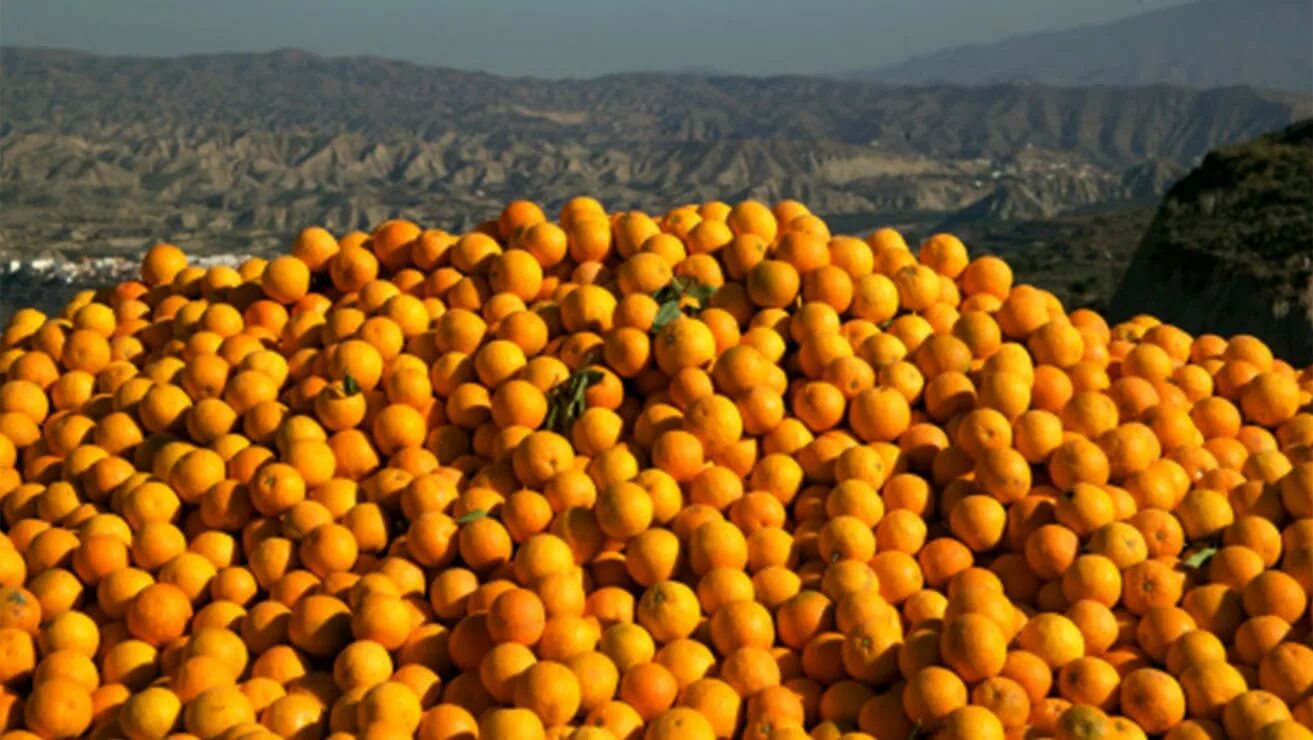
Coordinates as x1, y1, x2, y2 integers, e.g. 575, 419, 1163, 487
850, 0, 1313, 93
1, 46, 1309, 264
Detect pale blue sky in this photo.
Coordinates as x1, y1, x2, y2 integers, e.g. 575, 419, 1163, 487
1, 0, 1190, 78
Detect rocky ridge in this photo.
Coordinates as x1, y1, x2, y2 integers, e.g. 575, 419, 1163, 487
1110, 119, 1313, 364
0, 48, 1309, 260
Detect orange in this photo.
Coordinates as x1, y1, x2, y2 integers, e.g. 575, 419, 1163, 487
479, 707, 545, 740
718, 645, 781, 697
182, 684, 255, 738
124, 583, 192, 647
1018, 613, 1084, 669
0, 628, 35, 686
24, 677, 93, 738
290, 226, 340, 272
939, 613, 1007, 683
261, 256, 312, 305
139, 243, 190, 287
902, 666, 967, 730
9, 199, 1313, 740
249, 462, 307, 517
727, 200, 778, 243
513, 660, 580, 727
650, 706, 716, 739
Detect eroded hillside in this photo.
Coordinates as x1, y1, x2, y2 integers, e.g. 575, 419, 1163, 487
1, 48, 1308, 259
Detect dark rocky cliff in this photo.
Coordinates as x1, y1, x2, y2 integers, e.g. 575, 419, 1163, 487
1110, 120, 1313, 364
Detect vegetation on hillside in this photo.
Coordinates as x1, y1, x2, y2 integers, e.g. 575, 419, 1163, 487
1112, 119, 1313, 363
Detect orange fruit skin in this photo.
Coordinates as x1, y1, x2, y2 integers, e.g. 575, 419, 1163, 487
2, 201, 1311, 739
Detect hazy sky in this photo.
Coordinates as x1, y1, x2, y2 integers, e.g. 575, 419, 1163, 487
2, 0, 1190, 78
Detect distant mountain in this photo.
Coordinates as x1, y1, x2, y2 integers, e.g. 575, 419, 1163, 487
657, 66, 728, 76
849, 0, 1313, 93
0, 47, 1308, 260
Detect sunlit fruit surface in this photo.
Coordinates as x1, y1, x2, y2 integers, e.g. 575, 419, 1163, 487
0, 197, 1310, 740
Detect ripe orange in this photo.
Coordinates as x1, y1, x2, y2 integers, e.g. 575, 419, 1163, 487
2, 200, 1311, 739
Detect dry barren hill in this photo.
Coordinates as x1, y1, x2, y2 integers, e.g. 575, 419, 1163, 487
1, 47, 1309, 262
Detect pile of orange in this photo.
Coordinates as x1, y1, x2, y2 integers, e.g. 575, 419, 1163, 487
0, 197, 1311, 740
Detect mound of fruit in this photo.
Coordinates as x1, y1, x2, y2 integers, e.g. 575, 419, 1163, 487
0, 197, 1311, 740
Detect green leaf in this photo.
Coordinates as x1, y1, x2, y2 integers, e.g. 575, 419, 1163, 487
652, 283, 681, 304
1181, 546, 1219, 569
342, 374, 360, 395
544, 367, 605, 434
650, 301, 683, 334
456, 510, 488, 524
649, 278, 716, 335
686, 283, 717, 304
